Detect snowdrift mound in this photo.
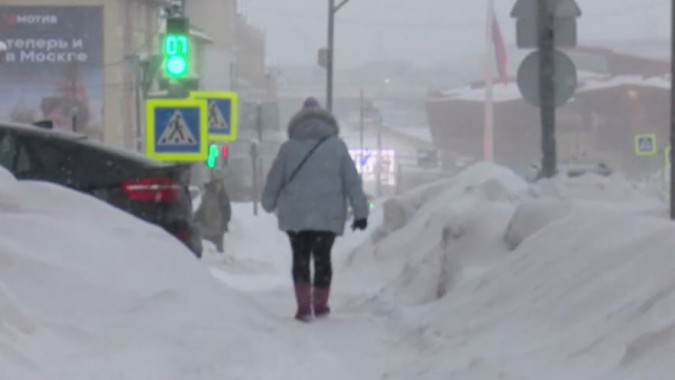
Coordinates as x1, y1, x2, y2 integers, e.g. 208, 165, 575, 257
341, 163, 672, 380
0, 167, 302, 379
374, 163, 526, 241
531, 173, 663, 210
505, 174, 664, 250
341, 163, 527, 305
391, 204, 675, 380
503, 198, 572, 250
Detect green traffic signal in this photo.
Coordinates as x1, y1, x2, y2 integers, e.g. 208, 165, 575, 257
167, 56, 188, 77
164, 34, 190, 78
207, 144, 219, 169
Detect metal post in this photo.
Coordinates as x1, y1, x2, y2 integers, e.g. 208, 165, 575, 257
251, 141, 259, 216
133, 55, 143, 152
256, 102, 263, 142
538, 0, 557, 178
396, 163, 402, 194
376, 122, 382, 197
327, 0, 336, 112
327, 0, 352, 112
359, 88, 365, 178
671, 0, 675, 219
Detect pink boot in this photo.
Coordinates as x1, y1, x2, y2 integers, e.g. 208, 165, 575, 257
313, 287, 331, 318
294, 284, 312, 322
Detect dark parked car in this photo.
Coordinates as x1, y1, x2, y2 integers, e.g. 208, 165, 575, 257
0, 122, 202, 257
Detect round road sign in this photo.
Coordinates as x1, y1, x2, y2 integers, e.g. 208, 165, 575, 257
517, 50, 578, 108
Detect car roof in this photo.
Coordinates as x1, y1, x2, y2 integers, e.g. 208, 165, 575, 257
0, 121, 176, 168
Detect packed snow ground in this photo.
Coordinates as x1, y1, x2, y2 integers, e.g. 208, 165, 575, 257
2, 162, 675, 379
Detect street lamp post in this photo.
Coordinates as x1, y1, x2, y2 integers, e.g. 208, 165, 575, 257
327, 0, 352, 112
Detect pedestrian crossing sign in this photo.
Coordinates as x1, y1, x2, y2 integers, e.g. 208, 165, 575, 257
190, 91, 238, 141
635, 133, 657, 157
146, 99, 208, 162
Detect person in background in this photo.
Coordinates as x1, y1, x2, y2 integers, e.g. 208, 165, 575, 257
195, 173, 231, 253
262, 97, 369, 322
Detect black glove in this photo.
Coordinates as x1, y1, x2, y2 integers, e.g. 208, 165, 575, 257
352, 218, 368, 231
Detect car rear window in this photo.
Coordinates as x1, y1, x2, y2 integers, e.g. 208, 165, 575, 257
76, 140, 170, 169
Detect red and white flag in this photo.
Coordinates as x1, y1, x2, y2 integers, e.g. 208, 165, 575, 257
491, 5, 509, 84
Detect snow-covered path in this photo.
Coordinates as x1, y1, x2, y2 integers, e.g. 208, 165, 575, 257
203, 164, 675, 380
204, 204, 416, 380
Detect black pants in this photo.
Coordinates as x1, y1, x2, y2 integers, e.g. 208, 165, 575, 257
288, 231, 336, 288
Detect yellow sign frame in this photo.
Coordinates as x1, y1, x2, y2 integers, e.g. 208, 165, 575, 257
189, 91, 239, 142
146, 98, 208, 162
635, 133, 657, 157
666, 146, 671, 167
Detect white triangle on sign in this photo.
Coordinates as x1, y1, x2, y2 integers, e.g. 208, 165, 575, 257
158, 110, 197, 146
208, 100, 229, 130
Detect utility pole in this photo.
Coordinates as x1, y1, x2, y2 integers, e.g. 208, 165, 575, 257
256, 102, 264, 142
670, 0, 675, 219
538, 0, 557, 178
376, 120, 382, 197
359, 88, 365, 178
251, 140, 260, 216
327, 0, 352, 112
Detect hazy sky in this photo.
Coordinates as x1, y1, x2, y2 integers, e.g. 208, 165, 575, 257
243, 0, 670, 68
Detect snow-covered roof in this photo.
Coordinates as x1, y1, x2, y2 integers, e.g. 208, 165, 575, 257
431, 73, 671, 104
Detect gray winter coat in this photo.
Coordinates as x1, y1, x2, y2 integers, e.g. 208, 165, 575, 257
262, 108, 369, 236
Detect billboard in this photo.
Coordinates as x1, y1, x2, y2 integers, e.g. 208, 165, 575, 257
0, 6, 103, 132
350, 149, 397, 186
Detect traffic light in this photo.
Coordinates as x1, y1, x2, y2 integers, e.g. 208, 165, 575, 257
163, 17, 190, 79
206, 144, 229, 169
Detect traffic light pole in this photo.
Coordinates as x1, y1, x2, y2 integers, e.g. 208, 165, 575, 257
538, 0, 557, 178
327, 0, 352, 112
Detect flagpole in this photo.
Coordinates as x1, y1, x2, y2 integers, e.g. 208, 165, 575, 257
484, 0, 495, 163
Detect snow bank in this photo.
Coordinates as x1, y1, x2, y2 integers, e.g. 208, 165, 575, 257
0, 167, 306, 379
390, 205, 675, 380
503, 198, 572, 250
375, 163, 527, 241
340, 163, 528, 305
505, 174, 664, 250
338, 162, 673, 380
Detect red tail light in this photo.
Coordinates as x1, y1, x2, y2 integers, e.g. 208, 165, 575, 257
122, 177, 182, 202
175, 228, 191, 241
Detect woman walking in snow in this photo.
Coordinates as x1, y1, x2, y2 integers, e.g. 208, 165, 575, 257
262, 97, 369, 322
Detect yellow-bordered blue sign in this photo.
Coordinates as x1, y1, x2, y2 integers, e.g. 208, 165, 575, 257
190, 91, 238, 142
666, 146, 671, 167
635, 133, 657, 157
146, 98, 208, 162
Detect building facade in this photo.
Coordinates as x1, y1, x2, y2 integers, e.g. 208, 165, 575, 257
0, 0, 161, 149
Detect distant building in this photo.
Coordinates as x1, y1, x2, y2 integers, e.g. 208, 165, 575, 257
426, 46, 671, 180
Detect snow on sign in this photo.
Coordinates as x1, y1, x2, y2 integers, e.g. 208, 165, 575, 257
146, 99, 208, 162
635, 133, 657, 157
190, 91, 239, 141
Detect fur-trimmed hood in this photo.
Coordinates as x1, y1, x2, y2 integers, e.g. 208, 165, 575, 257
287, 108, 339, 140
